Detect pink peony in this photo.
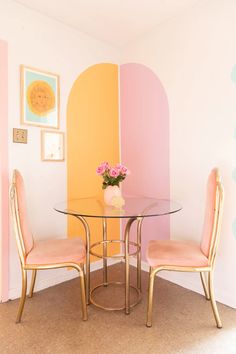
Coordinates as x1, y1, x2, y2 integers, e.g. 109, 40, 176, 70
120, 165, 129, 175
96, 165, 106, 175
115, 164, 129, 175
96, 162, 110, 175
109, 167, 119, 177
101, 161, 109, 169
115, 163, 122, 171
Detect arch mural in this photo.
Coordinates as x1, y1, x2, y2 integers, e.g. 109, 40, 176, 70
67, 62, 170, 261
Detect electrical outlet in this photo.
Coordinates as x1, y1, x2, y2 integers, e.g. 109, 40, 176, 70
13, 128, 28, 144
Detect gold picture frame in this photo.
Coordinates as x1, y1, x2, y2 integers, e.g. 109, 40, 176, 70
21, 65, 60, 129
41, 130, 64, 161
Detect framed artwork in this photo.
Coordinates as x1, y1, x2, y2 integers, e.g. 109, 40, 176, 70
41, 130, 64, 161
21, 65, 60, 128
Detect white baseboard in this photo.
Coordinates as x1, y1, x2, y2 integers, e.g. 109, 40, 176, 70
128, 258, 236, 309
8, 258, 121, 301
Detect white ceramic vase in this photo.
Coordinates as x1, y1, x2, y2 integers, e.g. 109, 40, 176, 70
104, 185, 121, 205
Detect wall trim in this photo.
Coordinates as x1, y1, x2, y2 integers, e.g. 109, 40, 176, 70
8, 258, 121, 300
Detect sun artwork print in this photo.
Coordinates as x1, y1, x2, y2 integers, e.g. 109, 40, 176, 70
21, 66, 59, 128
27, 80, 55, 116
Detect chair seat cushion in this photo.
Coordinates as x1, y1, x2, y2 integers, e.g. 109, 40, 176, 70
146, 240, 209, 268
26, 238, 86, 265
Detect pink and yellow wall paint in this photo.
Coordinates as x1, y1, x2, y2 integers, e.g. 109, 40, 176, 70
67, 63, 170, 260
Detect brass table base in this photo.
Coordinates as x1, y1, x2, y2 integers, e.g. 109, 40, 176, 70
88, 217, 143, 314
90, 281, 141, 311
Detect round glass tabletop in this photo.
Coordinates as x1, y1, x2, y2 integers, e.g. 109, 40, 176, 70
54, 196, 182, 219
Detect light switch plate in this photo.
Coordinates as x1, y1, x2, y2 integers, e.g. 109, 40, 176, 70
13, 128, 28, 144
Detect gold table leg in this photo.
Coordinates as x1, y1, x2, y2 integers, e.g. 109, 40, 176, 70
125, 217, 136, 315
137, 217, 143, 291
146, 267, 157, 327
76, 216, 90, 305
103, 218, 108, 286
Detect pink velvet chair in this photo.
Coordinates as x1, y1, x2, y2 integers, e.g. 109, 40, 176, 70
10, 170, 87, 323
146, 168, 224, 328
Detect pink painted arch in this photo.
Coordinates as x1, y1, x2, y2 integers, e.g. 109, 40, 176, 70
120, 63, 170, 259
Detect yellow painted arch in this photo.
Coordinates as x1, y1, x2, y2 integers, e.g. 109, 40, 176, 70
67, 63, 120, 260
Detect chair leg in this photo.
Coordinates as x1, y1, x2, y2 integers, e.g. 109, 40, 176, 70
146, 267, 156, 328
77, 265, 88, 321
16, 268, 27, 323
208, 270, 222, 328
200, 272, 210, 300
28, 270, 37, 298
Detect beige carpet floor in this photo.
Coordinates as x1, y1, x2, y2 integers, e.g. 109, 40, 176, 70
0, 263, 236, 354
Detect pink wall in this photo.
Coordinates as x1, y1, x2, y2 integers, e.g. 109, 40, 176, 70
120, 63, 169, 259
0, 40, 9, 301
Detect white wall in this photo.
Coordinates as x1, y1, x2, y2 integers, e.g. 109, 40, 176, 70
2, 0, 236, 308
0, 0, 119, 299
121, 0, 236, 308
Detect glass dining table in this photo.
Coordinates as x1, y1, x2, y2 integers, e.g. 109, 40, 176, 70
54, 196, 182, 314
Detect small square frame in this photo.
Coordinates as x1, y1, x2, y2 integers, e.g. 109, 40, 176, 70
13, 128, 28, 144
41, 130, 64, 161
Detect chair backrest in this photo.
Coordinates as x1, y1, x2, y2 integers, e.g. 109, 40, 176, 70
10, 170, 34, 265
200, 168, 224, 265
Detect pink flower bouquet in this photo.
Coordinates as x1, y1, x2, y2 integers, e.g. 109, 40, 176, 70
96, 162, 129, 189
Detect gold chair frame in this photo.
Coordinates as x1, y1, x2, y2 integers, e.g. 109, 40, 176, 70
10, 170, 87, 323
146, 169, 224, 328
